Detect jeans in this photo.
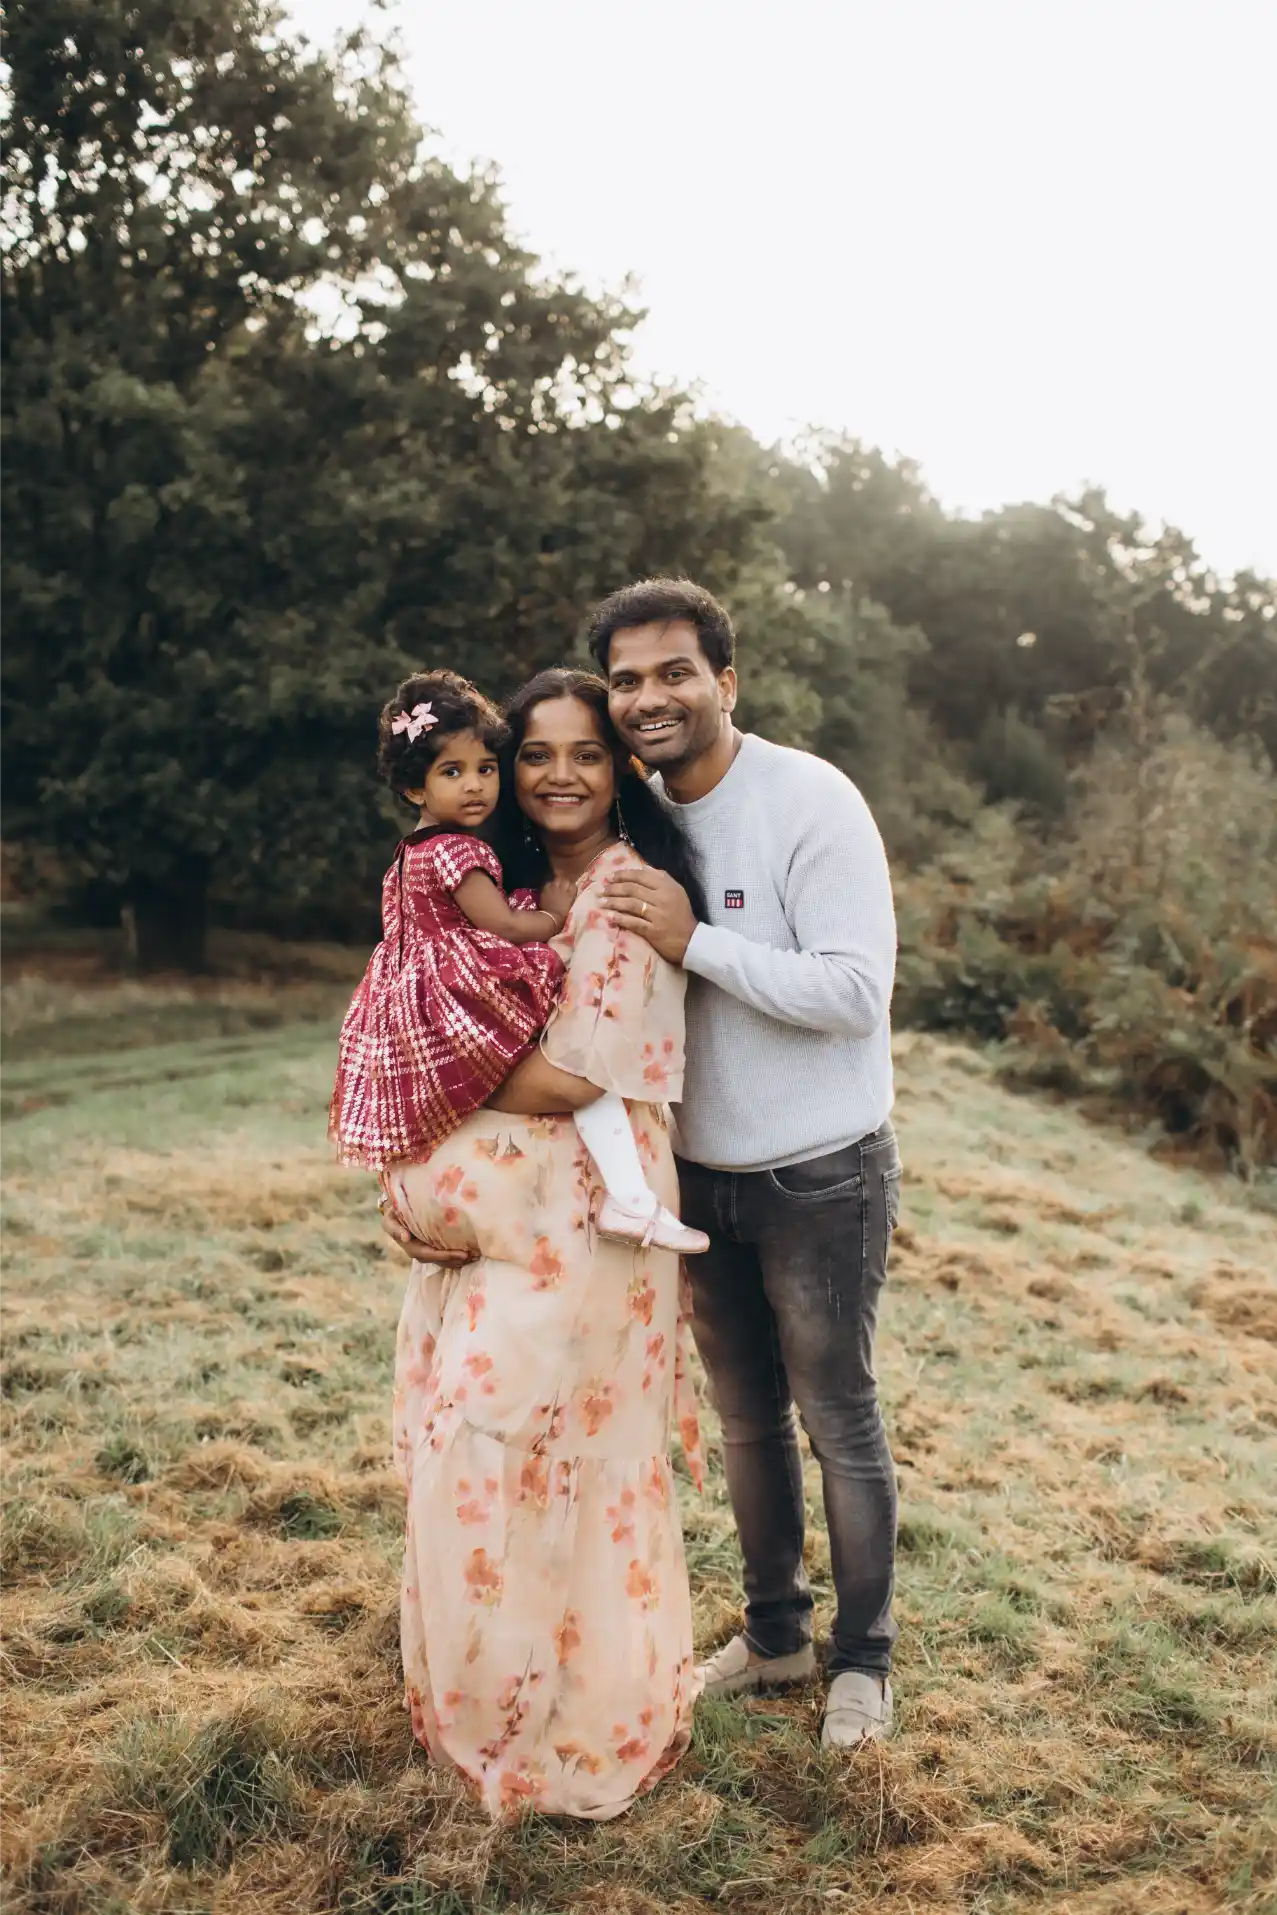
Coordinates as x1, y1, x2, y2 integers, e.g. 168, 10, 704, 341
677, 1122, 901, 1677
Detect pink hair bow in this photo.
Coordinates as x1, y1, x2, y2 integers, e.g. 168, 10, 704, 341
391, 701, 438, 742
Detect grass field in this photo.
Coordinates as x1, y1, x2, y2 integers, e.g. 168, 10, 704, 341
2, 968, 1275, 1914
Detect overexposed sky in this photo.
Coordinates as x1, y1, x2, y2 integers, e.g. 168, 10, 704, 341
288, 0, 1276, 577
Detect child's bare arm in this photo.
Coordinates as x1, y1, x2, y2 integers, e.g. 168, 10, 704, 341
540, 875, 577, 925
453, 870, 564, 944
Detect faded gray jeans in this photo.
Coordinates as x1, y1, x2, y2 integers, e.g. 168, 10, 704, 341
677, 1122, 901, 1677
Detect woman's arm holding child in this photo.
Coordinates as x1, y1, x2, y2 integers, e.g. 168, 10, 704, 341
453, 871, 575, 946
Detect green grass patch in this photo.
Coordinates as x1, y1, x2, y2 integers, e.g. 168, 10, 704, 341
97, 1705, 303, 1868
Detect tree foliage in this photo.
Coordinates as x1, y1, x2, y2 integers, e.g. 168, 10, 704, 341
3, 0, 1274, 1000
1, 0, 792, 963
767, 437, 1277, 766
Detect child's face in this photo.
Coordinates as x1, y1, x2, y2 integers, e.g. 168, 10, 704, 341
404, 730, 500, 828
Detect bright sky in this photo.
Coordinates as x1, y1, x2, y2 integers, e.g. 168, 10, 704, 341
288, 0, 1276, 578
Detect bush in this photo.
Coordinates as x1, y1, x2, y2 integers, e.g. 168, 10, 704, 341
896, 719, 1277, 1169
970, 711, 1070, 819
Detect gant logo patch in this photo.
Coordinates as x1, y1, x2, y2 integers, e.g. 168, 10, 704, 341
724, 889, 744, 909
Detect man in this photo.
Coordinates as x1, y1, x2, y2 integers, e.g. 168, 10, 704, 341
594, 577, 900, 1750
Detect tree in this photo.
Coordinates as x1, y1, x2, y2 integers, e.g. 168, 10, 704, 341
1192, 570, 1277, 764
1, 1, 797, 966
768, 440, 1277, 770
767, 431, 942, 597
2, 0, 436, 962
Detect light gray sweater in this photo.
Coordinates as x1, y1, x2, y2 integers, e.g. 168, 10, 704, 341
655, 732, 896, 1173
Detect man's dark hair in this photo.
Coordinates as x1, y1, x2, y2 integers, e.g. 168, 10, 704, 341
586, 577, 736, 675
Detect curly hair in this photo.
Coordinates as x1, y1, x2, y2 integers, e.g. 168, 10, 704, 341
376, 670, 507, 801
585, 577, 736, 674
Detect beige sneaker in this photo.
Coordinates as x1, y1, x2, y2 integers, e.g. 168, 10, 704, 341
821, 1672, 894, 1748
596, 1195, 710, 1256
695, 1633, 816, 1699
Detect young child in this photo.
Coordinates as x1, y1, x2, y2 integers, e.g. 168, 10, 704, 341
330, 669, 708, 1255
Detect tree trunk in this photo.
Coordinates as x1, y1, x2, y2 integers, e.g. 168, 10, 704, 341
127, 863, 211, 973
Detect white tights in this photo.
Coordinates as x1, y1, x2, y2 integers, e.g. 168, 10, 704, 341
573, 1091, 658, 1216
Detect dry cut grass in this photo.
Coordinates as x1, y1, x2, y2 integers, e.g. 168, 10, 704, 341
2, 978, 1275, 1914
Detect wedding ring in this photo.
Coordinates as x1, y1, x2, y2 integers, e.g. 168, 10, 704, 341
377, 1192, 390, 1213
641, 901, 650, 918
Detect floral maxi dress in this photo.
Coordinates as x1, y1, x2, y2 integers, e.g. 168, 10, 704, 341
387, 844, 703, 1821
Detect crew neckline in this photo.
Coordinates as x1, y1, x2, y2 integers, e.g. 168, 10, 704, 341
655, 732, 758, 817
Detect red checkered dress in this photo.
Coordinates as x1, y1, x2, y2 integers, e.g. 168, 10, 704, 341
329, 829, 563, 1170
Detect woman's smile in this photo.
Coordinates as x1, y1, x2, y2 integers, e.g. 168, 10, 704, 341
513, 696, 619, 850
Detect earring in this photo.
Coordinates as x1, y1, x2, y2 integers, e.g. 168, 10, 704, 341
615, 797, 632, 845
522, 814, 535, 845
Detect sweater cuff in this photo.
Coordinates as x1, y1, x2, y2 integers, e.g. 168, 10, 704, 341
683, 921, 735, 981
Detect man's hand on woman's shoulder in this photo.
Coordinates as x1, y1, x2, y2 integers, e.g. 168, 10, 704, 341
602, 868, 697, 965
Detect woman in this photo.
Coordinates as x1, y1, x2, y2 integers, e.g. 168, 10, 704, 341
383, 669, 705, 1821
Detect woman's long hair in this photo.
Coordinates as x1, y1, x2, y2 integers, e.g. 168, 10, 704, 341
493, 667, 707, 919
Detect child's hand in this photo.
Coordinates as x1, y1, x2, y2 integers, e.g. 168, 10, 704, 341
540, 875, 577, 929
